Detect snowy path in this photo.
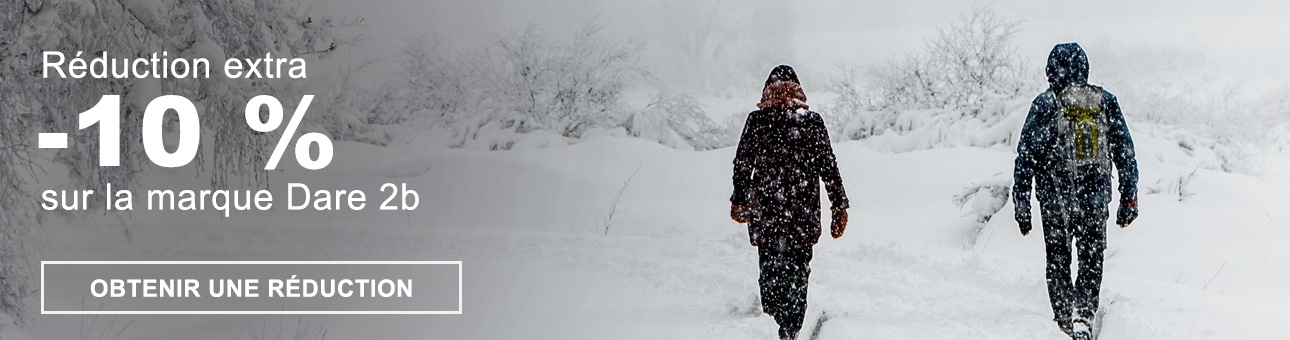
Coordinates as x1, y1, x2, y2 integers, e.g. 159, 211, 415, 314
16, 137, 1290, 339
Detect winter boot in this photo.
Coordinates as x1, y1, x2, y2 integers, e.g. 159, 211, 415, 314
1070, 317, 1093, 340
1056, 316, 1074, 336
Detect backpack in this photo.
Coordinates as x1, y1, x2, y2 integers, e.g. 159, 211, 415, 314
1054, 85, 1112, 174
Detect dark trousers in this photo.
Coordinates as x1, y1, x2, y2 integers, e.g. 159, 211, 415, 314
758, 239, 813, 339
1041, 200, 1107, 324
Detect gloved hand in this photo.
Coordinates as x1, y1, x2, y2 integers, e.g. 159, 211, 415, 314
731, 204, 751, 224
1017, 216, 1032, 236
1016, 205, 1032, 236
1117, 198, 1138, 228
830, 208, 848, 239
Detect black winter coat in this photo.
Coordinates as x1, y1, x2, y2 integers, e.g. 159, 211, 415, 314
731, 107, 848, 248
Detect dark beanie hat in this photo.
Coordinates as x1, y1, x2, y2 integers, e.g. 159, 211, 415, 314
765, 65, 800, 87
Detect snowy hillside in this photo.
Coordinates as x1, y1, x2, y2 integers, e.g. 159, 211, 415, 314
12, 131, 1290, 339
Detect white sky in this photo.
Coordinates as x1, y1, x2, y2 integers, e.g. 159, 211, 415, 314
317, 0, 1290, 90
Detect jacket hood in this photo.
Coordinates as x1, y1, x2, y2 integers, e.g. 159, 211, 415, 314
758, 80, 809, 110
1045, 43, 1089, 91
765, 64, 800, 87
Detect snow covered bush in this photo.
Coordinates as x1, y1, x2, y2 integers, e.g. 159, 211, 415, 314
0, 0, 350, 326
823, 5, 1031, 151
952, 173, 1012, 248
382, 24, 737, 151
477, 25, 637, 138
623, 93, 730, 151
374, 36, 470, 128
1271, 123, 1290, 153
867, 5, 1027, 111
1116, 79, 1290, 173
822, 66, 893, 141
310, 59, 399, 146
379, 25, 640, 150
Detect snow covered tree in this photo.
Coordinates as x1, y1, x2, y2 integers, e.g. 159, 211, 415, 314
823, 65, 892, 141
823, 5, 1030, 150
925, 5, 1026, 108
865, 5, 1027, 111
0, 0, 351, 326
376, 36, 467, 127
382, 25, 737, 151
378, 24, 641, 149
473, 24, 638, 138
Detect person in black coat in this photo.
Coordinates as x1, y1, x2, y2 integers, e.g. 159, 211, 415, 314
730, 65, 850, 340
1014, 43, 1139, 339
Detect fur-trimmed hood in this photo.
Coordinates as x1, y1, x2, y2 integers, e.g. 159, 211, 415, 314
758, 80, 809, 110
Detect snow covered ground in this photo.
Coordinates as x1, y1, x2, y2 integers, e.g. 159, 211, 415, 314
10, 127, 1290, 339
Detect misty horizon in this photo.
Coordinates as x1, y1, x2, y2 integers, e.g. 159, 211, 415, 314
321, 0, 1290, 93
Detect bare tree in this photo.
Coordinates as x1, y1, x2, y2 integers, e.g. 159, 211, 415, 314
927, 4, 1026, 108
386, 24, 640, 149
864, 5, 1026, 111
821, 5, 1029, 150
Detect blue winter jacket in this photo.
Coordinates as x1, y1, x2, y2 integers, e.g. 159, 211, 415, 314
1013, 43, 1138, 222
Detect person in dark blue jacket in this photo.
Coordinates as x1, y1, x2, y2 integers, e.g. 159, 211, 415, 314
1013, 43, 1139, 340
